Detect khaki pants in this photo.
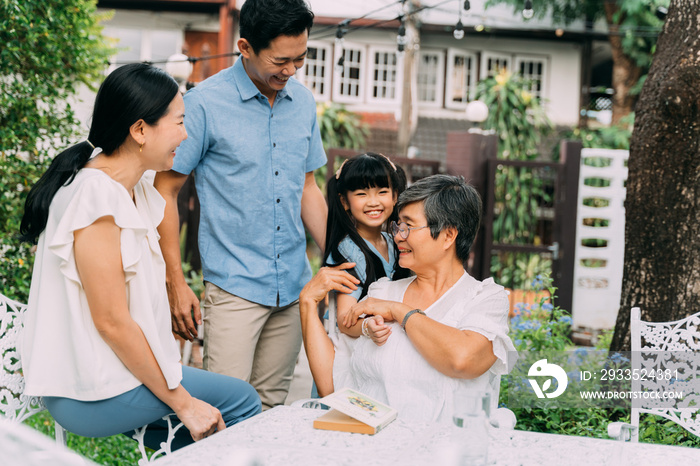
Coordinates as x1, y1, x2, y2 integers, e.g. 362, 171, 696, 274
202, 282, 302, 410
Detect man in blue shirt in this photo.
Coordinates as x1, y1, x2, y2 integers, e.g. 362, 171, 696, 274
154, 0, 327, 410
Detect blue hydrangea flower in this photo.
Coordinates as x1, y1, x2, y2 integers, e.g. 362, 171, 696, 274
558, 315, 573, 325
609, 352, 629, 364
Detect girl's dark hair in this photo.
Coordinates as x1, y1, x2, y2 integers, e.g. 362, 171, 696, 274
323, 153, 410, 300
20, 63, 179, 243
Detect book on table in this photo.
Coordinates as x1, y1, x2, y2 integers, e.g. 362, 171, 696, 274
312, 387, 398, 435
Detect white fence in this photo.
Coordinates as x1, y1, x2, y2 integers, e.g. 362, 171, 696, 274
571, 148, 629, 330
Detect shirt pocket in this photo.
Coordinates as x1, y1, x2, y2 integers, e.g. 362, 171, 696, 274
279, 132, 311, 187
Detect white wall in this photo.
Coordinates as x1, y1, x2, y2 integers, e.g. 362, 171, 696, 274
420, 35, 582, 125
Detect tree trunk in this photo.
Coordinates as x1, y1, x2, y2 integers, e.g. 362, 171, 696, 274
610, 0, 700, 351
604, 1, 643, 126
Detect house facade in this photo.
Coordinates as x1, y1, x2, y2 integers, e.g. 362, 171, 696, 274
93, 0, 611, 158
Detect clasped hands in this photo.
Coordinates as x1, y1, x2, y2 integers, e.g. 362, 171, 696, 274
346, 297, 412, 346
302, 264, 412, 346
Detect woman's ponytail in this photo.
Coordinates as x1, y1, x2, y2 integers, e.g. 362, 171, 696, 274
19, 141, 94, 243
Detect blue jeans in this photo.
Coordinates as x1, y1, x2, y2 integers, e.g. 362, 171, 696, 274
43, 366, 261, 451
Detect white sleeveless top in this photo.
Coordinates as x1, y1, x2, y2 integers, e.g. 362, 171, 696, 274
333, 273, 515, 423
21, 169, 182, 400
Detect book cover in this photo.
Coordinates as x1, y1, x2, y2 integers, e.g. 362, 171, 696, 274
312, 387, 398, 435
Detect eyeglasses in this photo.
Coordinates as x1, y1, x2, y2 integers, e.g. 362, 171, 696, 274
390, 221, 429, 239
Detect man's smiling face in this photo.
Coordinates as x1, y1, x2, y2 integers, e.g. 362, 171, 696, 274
239, 32, 308, 100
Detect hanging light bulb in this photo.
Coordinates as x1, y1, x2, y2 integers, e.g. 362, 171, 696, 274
522, 0, 534, 19
396, 17, 407, 55
335, 25, 345, 47
397, 22, 407, 46
463, 0, 471, 11
335, 54, 345, 73
453, 20, 465, 40
334, 23, 346, 73
655, 6, 668, 20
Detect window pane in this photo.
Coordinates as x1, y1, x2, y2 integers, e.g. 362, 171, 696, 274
370, 50, 397, 101
151, 30, 181, 66
105, 28, 142, 64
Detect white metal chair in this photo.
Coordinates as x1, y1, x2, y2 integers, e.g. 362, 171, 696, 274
0, 292, 183, 464
608, 306, 700, 441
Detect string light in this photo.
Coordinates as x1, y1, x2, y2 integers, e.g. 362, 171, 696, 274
463, 0, 470, 11
655, 6, 668, 20
334, 21, 348, 73
522, 0, 534, 19
454, 20, 464, 39
454, 1, 464, 40
397, 16, 407, 55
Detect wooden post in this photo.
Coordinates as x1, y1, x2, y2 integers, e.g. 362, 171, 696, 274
446, 131, 498, 279
219, 0, 236, 70
396, 0, 419, 157
555, 140, 582, 314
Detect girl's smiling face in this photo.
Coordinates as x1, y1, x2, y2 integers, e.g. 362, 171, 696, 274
342, 186, 397, 234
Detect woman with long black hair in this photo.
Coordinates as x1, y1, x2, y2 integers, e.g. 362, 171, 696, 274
19, 63, 260, 450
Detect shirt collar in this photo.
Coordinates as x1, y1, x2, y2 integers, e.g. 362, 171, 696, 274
231, 58, 294, 102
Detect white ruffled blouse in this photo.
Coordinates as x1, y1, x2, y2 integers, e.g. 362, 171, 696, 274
21, 169, 182, 400
333, 273, 516, 423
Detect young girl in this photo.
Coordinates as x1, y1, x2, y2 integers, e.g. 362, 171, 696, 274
323, 152, 409, 341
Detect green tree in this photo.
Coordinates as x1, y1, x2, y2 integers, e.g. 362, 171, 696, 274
611, 0, 700, 350
0, 0, 115, 300
486, 0, 669, 125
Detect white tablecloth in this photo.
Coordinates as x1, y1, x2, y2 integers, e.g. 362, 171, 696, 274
155, 406, 700, 466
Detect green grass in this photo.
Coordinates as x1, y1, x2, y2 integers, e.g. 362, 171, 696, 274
23, 411, 146, 465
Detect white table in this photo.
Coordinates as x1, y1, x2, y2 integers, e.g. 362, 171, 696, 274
155, 406, 700, 466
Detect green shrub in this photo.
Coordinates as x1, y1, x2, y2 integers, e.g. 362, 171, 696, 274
502, 275, 700, 447
1, 0, 115, 302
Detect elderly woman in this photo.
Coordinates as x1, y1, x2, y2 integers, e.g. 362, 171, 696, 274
299, 174, 515, 423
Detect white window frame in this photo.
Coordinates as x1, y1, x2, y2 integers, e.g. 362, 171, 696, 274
297, 40, 332, 102
445, 48, 478, 110
416, 49, 445, 108
514, 55, 548, 103
480, 51, 511, 79
332, 42, 365, 104
366, 45, 401, 104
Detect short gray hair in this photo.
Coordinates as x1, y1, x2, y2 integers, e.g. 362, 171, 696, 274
396, 175, 482, 263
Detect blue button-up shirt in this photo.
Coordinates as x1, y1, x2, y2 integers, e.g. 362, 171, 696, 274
173, 58, 327, 306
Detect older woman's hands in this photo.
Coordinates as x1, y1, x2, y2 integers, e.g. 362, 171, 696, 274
299, 263, 359, 306
343, 297, 412, 329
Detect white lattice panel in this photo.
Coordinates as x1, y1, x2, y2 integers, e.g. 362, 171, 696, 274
572, 148, 629, 330
629, 307, 700, 441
